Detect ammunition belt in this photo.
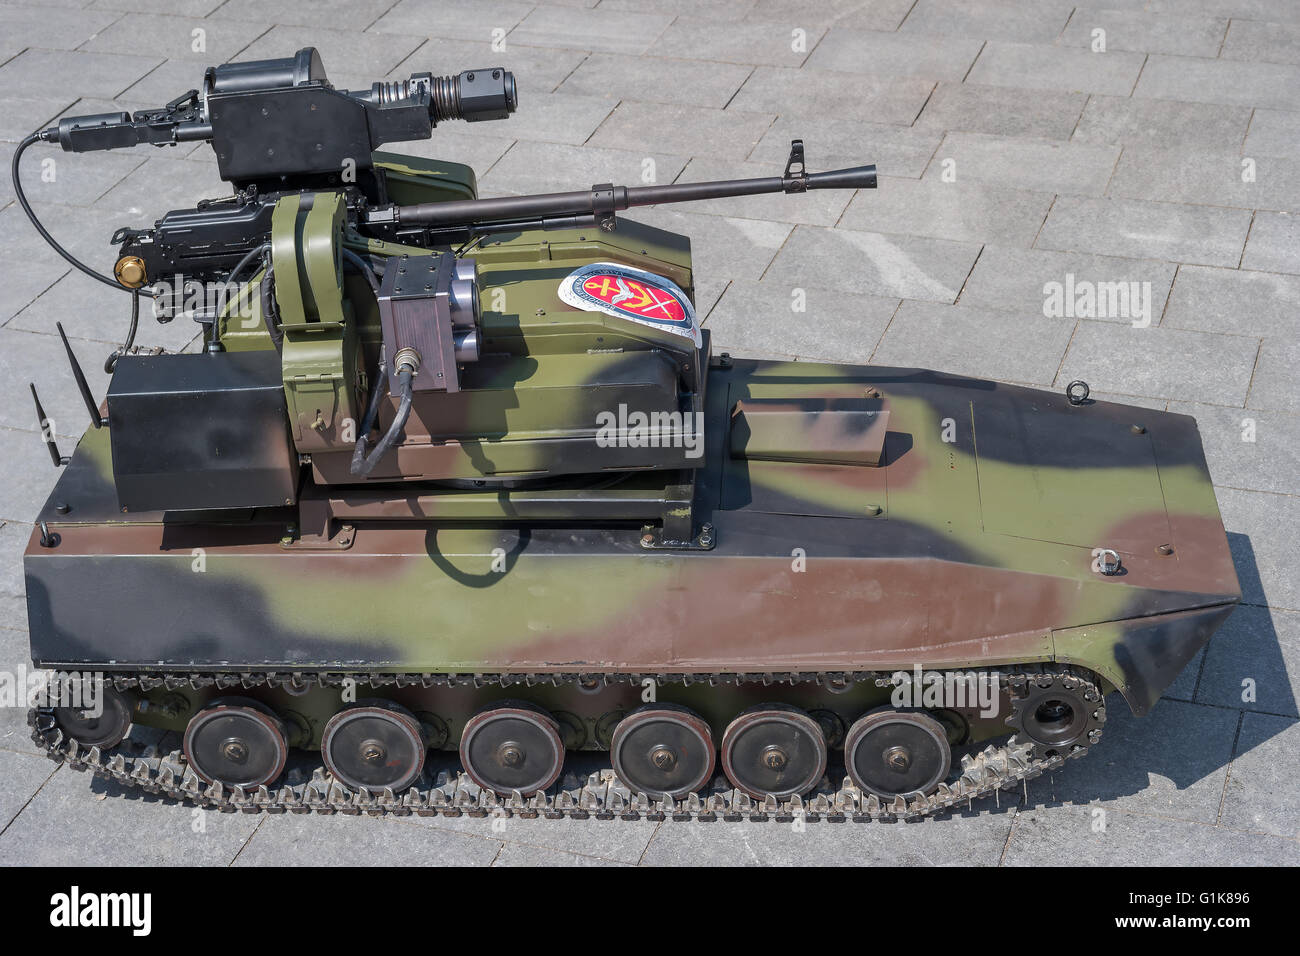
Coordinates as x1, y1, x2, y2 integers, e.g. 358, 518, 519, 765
28, 667, 1103, 822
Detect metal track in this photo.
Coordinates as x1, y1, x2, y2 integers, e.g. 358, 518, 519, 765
27, 667, 1103, 822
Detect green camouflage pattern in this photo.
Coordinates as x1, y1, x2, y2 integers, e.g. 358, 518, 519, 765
23, 149, 1241, 752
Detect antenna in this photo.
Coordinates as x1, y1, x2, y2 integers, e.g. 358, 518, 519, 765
56, 322, 105, 429
29, 384, 68, 467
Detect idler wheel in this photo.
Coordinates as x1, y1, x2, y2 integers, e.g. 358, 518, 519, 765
183, 697, 288, 789
610, 704, 715, 799
321, 700, 426, 794
844, 708, 951, 799
720, 704, 827, 799
54, 684, 133, 750
459, 701, 565, 796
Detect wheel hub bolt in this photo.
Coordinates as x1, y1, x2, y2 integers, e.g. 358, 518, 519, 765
360, 740, 387, 764
884, 745, 910, 772
761, 745, 788, 772
499, 743, 524, 768
221, 738, 248, 764
650, 746, 677, 771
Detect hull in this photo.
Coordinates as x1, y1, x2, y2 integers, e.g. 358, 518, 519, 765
26, 359, 1239, 718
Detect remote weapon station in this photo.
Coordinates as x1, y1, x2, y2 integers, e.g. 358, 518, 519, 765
17, 50, 1239, 819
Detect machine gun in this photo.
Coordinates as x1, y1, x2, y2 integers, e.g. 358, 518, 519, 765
17, 48, 875, 292
14, 47, 878, 509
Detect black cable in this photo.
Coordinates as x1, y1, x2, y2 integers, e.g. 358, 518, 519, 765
351, 362, 413, 478
341, 247, 381, 294
260, 262, 283, 354
12, 132, 152, 296
103, 290, 140, 373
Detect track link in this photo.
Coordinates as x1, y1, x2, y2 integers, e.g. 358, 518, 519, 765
28, 667, 1104, 822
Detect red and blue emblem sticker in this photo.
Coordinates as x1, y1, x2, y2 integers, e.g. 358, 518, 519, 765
557, 262, 700, 347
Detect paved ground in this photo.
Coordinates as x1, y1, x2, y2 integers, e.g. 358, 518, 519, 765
0, 0, 1297, 866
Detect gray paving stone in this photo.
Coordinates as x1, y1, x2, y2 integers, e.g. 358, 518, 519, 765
1057, 321, 1259, 405
88, 0, 225, 15
966, 41, 1145, 97
0, 427, 61, 525
236, 24, 426, 78
457, 91, 615, 147
0, 766, 262, 866
925, 131, 1121, 197
0, 1, 120, 50
631, 207, 791, 311
0, 95, 77, 144
749, 116, 941, 179
7, 272, 201, 354
603, 0, 755, 20
1038, 699, 1237, 823
1135, 54, 1300, 112
805, 28, 984, 82
960, 245, 1176, 320
915, 82, 1086, 141
0, 48, 163, 101
368, 0, 535, 44
705, 279, 898, 365
872, 300, 1074, 385
360, 37, 587, 96
406, 813, 657, 864
0, 626, 41, 753
898, 0, 1076, 44
1162, 265, 1300, 339
0, 328, 111, 440
233, 814, 503, 866
778, 0, 917, 32
493, 842, 634, 866
0, 750, 55, 833
390, 130, 517, 179
1146, 0, 1300, 21
589, 101, 773, 161
558, 54, 751, 109
1241, 211, 1300, 275
78, 12, 268, 61
840, 177, 1053, 247
0, 522, 28, 636
1003, 803, 1299, 866
479, 141, 689, 198
1169, 403, 1300, 499
729, 67, 934, 127
508, 5, 675, 55
7, 138, 146, 209
1073, 95, 1252, 150
1222, 712, 1299, 838
763, 225, 981, 303
1245, 109, 1300, 160
1218, 487, 1300, 611
1161, 644, 1206, 702
1059, 6, 1227, 57
93, 155, 225, 223
647, 17, 825, 66
205, 0, 393, 31
1109, 148, 1300, 215
1246, 336, 1300, 414
641, 806, 1016, 866
1195, 606, 1298, 719
1221, 17, 1300, 66
675, 158, 853, 227
1036, 196, 1254, 268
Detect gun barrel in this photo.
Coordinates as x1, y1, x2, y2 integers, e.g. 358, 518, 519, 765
393, 162, 877, 230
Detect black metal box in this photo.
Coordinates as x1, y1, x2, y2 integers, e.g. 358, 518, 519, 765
107, 351, 297, 512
